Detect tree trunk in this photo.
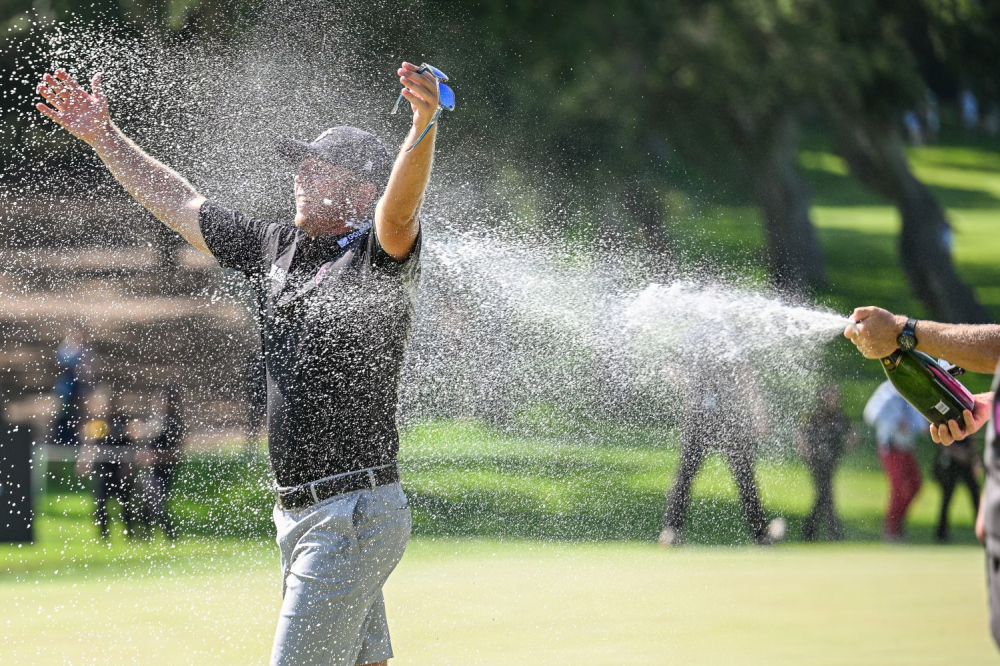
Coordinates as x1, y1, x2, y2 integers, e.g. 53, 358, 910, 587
740, 113, 827, 292
834, 118, 992, 323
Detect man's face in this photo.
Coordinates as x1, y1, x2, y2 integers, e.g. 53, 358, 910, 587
293, 157, 377, 237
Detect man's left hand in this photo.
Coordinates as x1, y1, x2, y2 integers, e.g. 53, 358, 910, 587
397, 62, 440, 131
930, 392, 994, 446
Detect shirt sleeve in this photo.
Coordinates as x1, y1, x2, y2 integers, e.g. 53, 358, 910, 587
199, 200, 273, 279
366, 223, 422, 282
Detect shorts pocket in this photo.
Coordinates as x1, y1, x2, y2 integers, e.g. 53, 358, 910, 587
381, 483, 409, 511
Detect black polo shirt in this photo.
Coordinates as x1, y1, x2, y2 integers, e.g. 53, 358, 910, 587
199, 201, 420, 487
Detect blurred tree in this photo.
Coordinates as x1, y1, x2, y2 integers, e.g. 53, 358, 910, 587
447, 0, 996, 316
821, 0, 994, 322
471, 0, 831, 291
0, 0, 253, 171
4, 0, 998, 319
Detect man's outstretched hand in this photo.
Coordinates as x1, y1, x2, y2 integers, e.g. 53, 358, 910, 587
930, 392, 994, 446
36, 69, 111, 146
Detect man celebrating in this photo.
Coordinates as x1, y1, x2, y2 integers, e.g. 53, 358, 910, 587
37, 61, 440, 665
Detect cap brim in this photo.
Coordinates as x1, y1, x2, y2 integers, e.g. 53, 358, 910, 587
277, 138, 319, 165
277, 133, 391, 189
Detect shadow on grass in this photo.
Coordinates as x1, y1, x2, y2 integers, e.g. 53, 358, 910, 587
804, 164, 1000, 210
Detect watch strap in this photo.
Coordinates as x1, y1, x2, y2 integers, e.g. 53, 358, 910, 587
897, 317, 918, 350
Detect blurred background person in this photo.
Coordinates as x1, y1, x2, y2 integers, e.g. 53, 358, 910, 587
923, 89, 941, 144
143, 385, 185, 540
932, 436, 982, 543
51, 328, 97, 448
76, 393, 140, 540
961, 88, 980, 130
864, 380, 928, 542
795, 383, 857, 541
659, 362, 786, 547
903, 111, 923, 145
985, 105, 1000, 137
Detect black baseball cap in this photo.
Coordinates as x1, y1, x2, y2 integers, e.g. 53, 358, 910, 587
277, 126, 392, 191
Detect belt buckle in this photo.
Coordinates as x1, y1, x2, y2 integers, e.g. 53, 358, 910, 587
277, 486, 309, 511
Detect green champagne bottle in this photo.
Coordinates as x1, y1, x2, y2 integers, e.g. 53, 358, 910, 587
880, 349, 975, 425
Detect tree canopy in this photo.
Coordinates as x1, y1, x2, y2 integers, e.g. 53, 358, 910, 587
3, 0, 998, 317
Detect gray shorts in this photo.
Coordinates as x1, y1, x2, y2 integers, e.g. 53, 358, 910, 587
270, 481, 411, 666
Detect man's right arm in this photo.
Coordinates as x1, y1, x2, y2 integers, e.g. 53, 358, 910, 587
845, 306, 1000, 374
845, 306, 999, 444
89, 125, 208, 253
36, 69, 209, 254
904, 319, 1000, 374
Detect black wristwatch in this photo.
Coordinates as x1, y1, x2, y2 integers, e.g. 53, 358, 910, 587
896, 317, 918, 351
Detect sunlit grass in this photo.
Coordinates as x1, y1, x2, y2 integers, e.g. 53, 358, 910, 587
2, 539, 995, 665
7, 418, 977, 563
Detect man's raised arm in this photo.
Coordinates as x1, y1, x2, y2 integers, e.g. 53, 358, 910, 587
374, 62, 441, 261
36, 70, 209, 254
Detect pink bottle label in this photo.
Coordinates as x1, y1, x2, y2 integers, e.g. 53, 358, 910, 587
927, 364, 975, 411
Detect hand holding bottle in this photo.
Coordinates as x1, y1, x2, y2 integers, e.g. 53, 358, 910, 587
929, 392, 993, 446
844, 306, 906, 358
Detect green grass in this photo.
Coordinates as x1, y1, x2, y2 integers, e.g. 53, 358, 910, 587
5, 419, 981, 572
410, 423, 973, 544
2, 539, 996, 665
400, 420, 980, 545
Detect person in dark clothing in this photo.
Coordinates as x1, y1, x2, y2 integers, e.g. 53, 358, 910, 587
77, 397, 139, 540
37, 60, 439, 665
795, 384, 856, 541
932, 438, 982, 542
660, 363, 786, 546
144, 386, 185, 539
239, 349, 267, 460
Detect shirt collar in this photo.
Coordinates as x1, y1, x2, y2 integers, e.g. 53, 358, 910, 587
298, 220, 373, 252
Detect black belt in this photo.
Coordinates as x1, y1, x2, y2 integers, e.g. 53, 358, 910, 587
276, 465, 400, 511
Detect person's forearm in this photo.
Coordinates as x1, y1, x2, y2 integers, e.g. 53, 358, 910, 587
90, 123, 208, 251
898, 317, 1000, 374
378, 124, 435, 227
848, 306, 1000, 374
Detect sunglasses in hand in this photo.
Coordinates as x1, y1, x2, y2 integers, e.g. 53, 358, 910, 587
391, 63, 455, 152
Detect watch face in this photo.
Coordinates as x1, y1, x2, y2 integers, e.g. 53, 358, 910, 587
898, 333, 916, 351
